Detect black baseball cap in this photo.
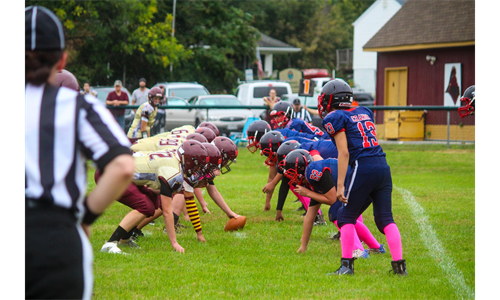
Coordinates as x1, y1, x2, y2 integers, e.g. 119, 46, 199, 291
293, 98, 301, 105
25, 6, 65, 51
139, 78, 146, 83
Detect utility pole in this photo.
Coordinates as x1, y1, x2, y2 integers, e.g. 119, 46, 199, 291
170, 0, 177, 78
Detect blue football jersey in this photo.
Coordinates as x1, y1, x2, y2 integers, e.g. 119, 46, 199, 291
305, 159, 351, 193
300, 140, 338, 159
322, 106, 385, 164
285, 118, 325, 137
276, 128, 322, 140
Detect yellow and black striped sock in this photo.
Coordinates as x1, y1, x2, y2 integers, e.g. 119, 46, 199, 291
185, 196, 202, 232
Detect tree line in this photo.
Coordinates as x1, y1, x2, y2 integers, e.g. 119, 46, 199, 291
26, 0, 374, 93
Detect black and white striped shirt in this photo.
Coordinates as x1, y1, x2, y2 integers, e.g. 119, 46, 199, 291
292, 107, 313, 123
25, 83, 131, 215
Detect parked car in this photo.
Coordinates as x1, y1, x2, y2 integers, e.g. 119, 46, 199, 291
235, 81, 293, 119
153, 82, 210, 101
163, 96, 197, 131
353, 91, 375, 106
187, 95, 255, 136
312, 77, 332, 94
93, 86, 135, 132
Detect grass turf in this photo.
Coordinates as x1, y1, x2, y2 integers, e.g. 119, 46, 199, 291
87, 143, 474, 300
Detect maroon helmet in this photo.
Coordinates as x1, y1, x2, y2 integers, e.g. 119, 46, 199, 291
53, 69, 79, 91
212, 136, 238, 174
176, 140, 209, 181
148, 87, 164, 107
198, 121, 220, 137
195, 127, 216, 143
186, 132, 208, 143
201, 142, 222, 180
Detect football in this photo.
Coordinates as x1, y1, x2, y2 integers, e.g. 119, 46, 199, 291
224, 216, 247, 232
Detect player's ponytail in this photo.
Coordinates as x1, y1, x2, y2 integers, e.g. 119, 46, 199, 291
25, 50, 63, 86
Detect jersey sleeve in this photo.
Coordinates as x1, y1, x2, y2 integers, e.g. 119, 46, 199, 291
78, 94, 131, 171
322, 111, 347, 137
157, 166, 184, 196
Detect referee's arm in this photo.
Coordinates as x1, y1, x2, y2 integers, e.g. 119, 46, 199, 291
79, 95, 135, 218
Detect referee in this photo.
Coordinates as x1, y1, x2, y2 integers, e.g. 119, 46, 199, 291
25, 6, 134, 299
292, 98, 313, 123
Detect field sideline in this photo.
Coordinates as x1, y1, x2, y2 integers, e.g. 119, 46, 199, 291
87, 144, 475, 300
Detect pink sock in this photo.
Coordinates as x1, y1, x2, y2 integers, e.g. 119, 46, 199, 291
290, 187, 310, 210
335, 221, 364, 250
340, 224, 355, 258
353, 228, 364, 251
384, 223, 403, 261
357, 214, 363, 223
355, 221, 381, 249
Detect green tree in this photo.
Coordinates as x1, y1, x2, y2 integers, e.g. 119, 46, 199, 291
231, 0, 374, 76
25, 0, 191, 89
166, 0, 260, 93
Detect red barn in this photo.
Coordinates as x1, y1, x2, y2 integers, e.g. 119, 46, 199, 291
363, 0, 475, 141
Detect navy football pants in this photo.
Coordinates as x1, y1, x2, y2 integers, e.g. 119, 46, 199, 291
337, 156, 395, 234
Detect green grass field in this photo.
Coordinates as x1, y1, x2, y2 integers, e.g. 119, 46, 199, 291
88, 143, 475, 300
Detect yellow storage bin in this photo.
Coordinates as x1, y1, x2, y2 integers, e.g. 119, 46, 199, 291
399, 110, 425, 141
384, 111, 400, 140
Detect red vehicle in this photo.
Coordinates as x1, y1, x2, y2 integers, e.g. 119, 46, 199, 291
302, 69, 330, 79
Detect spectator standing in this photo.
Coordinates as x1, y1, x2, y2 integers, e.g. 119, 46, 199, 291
131, 78, 150, 107
25, 6, 135, 299
81, 82, 97, 97
262, 88, 280, 123
292, 98, 312, 124
106, 80, 130, 131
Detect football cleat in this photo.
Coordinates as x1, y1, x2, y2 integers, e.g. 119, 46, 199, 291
328, 258, 354, 275
329, 231, 341, 240
293, 205, 305, 212
390, 259, 408, 276
352, 249, 370, 259
314, 213, 327, 226
367, 244, 386, 254
100, 241, 127, 254
119, 238, 141, 249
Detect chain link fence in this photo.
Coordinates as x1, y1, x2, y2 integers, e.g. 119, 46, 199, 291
108, 105, 474, 148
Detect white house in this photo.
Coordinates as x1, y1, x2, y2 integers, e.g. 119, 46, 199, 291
352, 0, 406, 96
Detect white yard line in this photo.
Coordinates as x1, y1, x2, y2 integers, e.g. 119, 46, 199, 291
396, 186, 474, 299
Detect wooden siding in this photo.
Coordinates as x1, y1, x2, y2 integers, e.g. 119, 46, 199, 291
374, 46, 475, 126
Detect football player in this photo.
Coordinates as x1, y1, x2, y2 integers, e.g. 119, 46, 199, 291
263, 136, 339, 222
171, 138, 242, 233
127, 87, 163, 140
282, 150, 384, 257
270, 101, 325, 137
319, 79, 406, 275
129, 125, 195, 153
245, 119, 325, 155
458, 85, 475, 118
99, 139, 210, 253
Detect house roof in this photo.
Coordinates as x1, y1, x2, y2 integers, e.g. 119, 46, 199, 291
257, 32, 301, 53
364, 0, 475, 52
